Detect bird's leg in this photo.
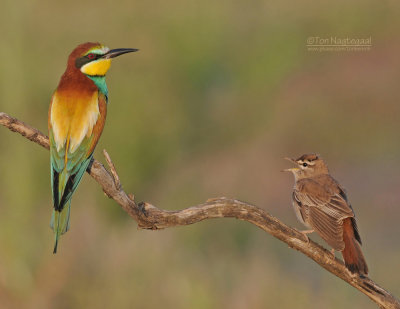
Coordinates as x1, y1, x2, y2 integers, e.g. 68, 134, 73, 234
330, 248, 336, 257
299, 229, 314, 243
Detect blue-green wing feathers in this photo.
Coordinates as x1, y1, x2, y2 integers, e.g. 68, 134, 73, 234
49, 131, 94, 253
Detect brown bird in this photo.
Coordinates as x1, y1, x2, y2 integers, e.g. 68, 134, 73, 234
283, 153, 368, 275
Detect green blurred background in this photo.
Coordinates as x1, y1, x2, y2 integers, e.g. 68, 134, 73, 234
1, 0, 400, 308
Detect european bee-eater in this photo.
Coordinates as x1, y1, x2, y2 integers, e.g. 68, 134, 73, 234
284, 154, 368, 275
48, 42, 137, 253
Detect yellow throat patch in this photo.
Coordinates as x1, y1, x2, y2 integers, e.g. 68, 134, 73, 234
80, 59, 111, 76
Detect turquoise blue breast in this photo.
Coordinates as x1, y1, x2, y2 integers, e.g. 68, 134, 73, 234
87, 76, 109, 102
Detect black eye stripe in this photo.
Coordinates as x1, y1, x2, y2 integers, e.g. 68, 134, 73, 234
75, 53, 101, 69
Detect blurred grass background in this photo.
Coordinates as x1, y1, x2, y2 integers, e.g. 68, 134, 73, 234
1, 0, 400, 308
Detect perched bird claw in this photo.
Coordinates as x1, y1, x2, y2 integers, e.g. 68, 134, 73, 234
299, 229, 314, 243
138, 202, 148, 217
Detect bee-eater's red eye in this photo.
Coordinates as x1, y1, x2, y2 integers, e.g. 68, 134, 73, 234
87, 53, 95, 60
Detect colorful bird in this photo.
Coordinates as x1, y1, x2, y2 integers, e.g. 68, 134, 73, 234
284, 154, 368, 275
48, 42, 137, 253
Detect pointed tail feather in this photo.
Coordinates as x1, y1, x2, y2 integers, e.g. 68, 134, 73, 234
50, 201, 71, 254
342, 218, 368, 275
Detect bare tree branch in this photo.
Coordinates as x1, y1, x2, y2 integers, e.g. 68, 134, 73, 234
1, 111, 399, 309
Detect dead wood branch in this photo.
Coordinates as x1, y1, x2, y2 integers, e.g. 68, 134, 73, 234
1, 112, 399, 309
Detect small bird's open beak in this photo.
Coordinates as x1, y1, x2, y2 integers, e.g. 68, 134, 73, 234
284, 157, 296, 163
103, 48, 139, 59
281, 157, 298, 172
282, 167, 299, 172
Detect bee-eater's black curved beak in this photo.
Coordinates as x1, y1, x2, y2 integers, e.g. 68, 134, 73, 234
103, 48, 139, 59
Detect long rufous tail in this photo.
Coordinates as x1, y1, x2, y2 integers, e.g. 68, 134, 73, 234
341, 218, 368, 275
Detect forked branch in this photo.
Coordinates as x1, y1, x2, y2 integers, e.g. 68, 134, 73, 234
1, 112, 399, 309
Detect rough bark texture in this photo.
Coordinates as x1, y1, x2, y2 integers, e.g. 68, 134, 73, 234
1, 111, 399, 309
